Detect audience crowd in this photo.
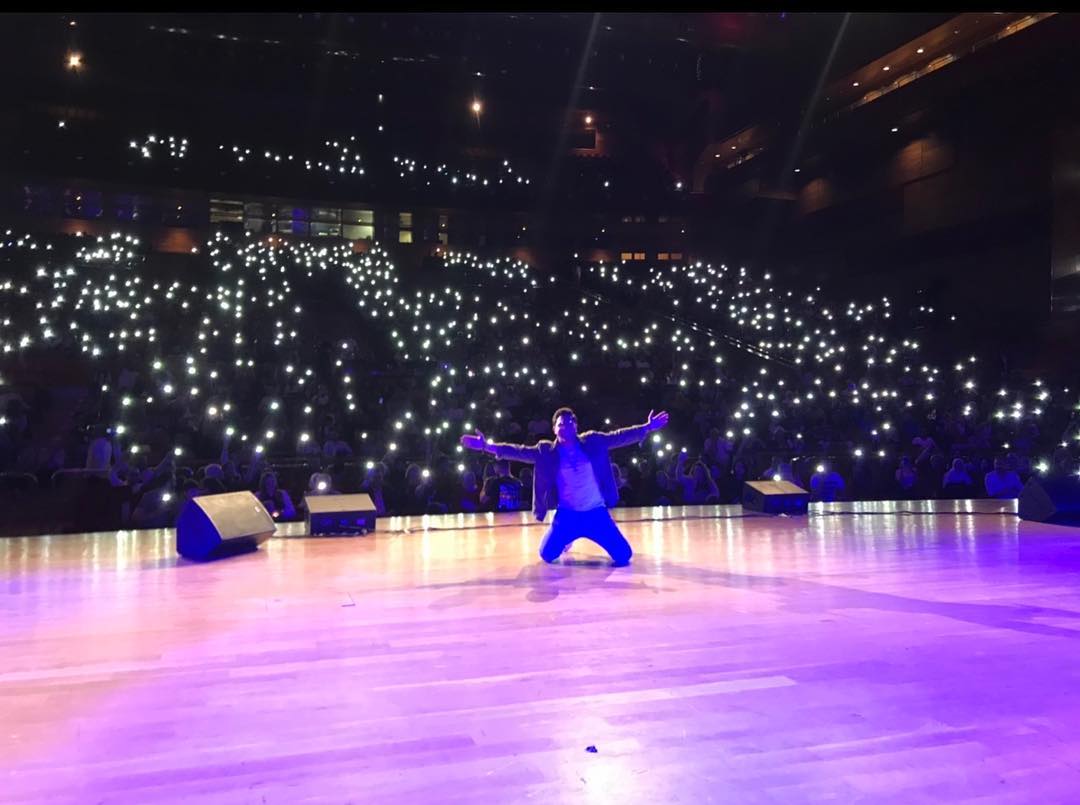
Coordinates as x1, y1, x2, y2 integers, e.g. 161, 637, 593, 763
1, 229, 1078, 535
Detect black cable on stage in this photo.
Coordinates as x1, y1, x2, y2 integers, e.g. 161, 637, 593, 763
370, 506, 1017, 535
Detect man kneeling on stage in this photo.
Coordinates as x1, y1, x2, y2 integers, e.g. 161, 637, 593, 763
460, 407, 669, 566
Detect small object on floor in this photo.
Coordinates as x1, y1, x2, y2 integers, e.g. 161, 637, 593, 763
586, 745, 597, 753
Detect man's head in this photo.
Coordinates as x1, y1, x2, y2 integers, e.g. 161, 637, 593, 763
495, 459, 511, 477
552, 407, 578, 442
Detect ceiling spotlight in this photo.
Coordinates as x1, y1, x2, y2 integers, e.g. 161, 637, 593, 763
916, 47, 925, 54
891, 127, 899, 133
584, 114, 593, 125
66, 51, 83, 70
852, 81, 860, 87
471, 99, 482, 115
882, 65, 891, 71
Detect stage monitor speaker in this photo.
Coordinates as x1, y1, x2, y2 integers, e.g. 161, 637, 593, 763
305, 493, 377, 536
176, 491, 276, 560
742, 480, 810, 516
1018, 476, 1080, 526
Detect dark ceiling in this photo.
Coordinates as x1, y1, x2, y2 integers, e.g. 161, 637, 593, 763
0, 13, 956, 158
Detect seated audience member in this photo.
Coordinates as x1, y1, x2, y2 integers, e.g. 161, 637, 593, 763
942, 458, 973, 490
760, 456, 785, 481
256, 471, 297, 520
400, 463, 426, 512
611, 462, 633, 505
201, 477, 227, 496
809, 465, 846, 502
719, 459, 749, 504
129, 465, 179, 530
221, 461, 246, 491
676, 454, 720, 504
360, 462, 387, 516
895, 456, 918, 497
299, 471, 338, 517
984, 457, 1023, 499
322, 429, 352, 460
459, 470, 481, 512
307, 472, 338, 496
481, 460, 524, 512
298, 437, 322, 459
426, 457, 459, 514
518, 466, 534, 509
527, 418, 550, 438
329, 449, 363, 493
652, 469, 676, 506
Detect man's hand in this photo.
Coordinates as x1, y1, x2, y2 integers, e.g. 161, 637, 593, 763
647, 410, 669, 431
460, 430, 488, 452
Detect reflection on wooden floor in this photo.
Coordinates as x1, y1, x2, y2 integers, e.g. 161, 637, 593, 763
4, 500, 1080, 803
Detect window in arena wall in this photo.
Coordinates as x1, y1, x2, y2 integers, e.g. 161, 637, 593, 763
658, 252, 670, 261
399, 229, 413, 244
343, 224, 374, 241
311, 222, 342, 237
210, 198, 244, 224
633, 251, 646, 261
311, 207, 341, 223
276, 220, 310, 236
244, 202, 267, 220
274, 204, 309, 222
437, 232, 448, 245
398, 212, 413, 228
670, 252, 683, 261
620, 251, 633, 261
344, 209, 374, 225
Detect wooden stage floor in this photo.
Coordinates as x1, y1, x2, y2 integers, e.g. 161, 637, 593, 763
3, 500, 1080, 804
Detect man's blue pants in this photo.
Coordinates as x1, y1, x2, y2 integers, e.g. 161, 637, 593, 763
539, 506, 632, 566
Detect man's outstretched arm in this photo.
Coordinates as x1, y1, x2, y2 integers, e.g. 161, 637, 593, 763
598, 410, 669, 449
460, 431, 541, 464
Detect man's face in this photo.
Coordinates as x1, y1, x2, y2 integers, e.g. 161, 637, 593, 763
554, 412, 578, 441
